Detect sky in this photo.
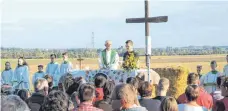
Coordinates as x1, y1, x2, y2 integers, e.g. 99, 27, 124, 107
1, 0, 228, 48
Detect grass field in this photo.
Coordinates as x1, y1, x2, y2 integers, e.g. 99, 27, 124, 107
1, 54, 227, 90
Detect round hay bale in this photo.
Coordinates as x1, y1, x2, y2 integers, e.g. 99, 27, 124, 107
153, 66, 189, 98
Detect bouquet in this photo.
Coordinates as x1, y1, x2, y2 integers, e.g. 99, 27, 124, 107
122, 52, 139, 71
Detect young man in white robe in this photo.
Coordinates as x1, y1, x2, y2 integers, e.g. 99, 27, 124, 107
1, 62, 14, 85
46, 54, 60, 87
223, 55, 228, 77
32, 65, 46, 85
98, 40, 119, 70
60, 52, 73, 75
200, 60, 223, 93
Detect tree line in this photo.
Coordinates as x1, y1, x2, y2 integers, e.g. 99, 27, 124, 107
1, 46, 228, 59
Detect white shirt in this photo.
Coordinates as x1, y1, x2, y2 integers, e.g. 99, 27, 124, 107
106, 50, 111, 64
212, 90, 224, 101
200, 71, 223, 93
224, 64, 228, 77
60, 61, 73, 75
178, 104, 208, 111
98, 50, 119, 70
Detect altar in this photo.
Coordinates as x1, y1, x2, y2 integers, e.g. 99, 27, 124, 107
69, 69, 160, 85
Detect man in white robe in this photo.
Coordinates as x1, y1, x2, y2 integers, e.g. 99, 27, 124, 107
60, 52, 73, 76
46, 54, 60, 87
223, 55, 228, 77
1, 62, 14, 85
32, 65, 46, 84
98, 40, 119, 70
200, 60, 223, 93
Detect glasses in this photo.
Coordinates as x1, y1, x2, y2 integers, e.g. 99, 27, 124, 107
190, 84, 199, 89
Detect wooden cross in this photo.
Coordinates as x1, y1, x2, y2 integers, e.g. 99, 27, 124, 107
77, 55, 84, 70
126, 0, 168, 82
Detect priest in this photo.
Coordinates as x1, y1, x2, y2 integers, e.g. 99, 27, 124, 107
98, 40, 119, 70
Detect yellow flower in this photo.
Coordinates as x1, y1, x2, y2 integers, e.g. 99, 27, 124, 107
122, 52, 139, 71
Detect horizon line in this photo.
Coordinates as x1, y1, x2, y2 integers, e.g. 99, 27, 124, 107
1, 45, 228, 49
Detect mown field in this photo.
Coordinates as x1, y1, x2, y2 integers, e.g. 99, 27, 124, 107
2, 54, 227, 73
1, 54, 227, 90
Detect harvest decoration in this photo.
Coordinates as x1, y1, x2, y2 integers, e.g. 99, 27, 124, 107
153, 66, 189, 98
122, 52, 139, 71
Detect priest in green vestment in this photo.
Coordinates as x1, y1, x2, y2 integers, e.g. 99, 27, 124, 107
98, 40, 119, 70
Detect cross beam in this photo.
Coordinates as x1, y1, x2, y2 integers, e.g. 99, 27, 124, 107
125, 0, 168, 82
126, 16, 168, 23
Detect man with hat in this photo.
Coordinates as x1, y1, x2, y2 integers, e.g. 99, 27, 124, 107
32, 65, 46, 85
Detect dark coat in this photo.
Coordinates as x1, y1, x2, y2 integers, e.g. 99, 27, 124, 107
139, 98, 161, 111
26, 92, 46, 111
95, 100, 113, 111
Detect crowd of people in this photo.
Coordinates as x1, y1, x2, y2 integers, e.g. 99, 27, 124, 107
2, 67, 228, 111
1, 39, 228, 111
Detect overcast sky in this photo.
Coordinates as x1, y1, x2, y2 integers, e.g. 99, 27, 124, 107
1, 0, 228, 48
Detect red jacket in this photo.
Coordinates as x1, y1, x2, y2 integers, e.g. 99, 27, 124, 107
93, 88, 104, 103
177, 87, 213, 109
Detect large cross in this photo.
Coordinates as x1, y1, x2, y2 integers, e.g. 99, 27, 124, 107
126, 0, 168, 82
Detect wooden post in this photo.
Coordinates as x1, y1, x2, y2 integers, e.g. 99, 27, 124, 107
77, 55, 84, 70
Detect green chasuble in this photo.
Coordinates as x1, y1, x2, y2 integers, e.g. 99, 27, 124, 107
101, 50, 116, 67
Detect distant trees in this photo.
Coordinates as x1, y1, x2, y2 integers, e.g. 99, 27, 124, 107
1, 46, 228, 59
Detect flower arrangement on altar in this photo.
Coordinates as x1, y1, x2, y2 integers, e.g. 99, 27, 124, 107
122, 52, 139, 71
